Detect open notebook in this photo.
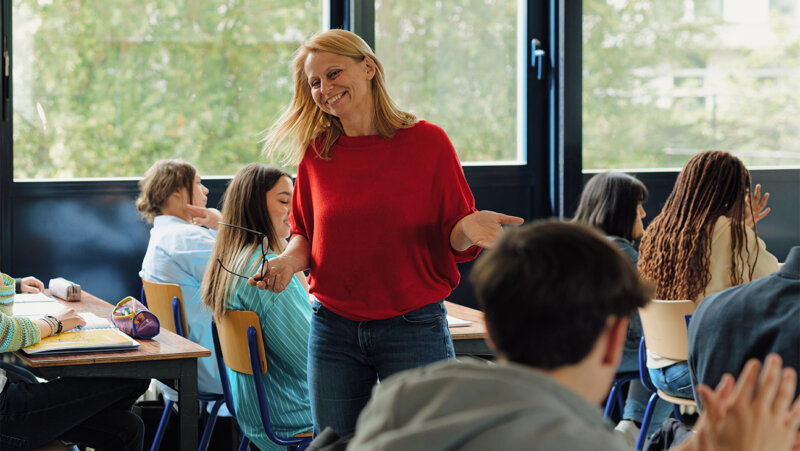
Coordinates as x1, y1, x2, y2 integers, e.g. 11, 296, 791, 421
17, 305, 139, 355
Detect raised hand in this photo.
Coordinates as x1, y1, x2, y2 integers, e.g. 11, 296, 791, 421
451, 210, 524, 251
745, 184, 771, 228
186, 204, 223, 229
692, 354, 800, 451
19, 276, 45, 293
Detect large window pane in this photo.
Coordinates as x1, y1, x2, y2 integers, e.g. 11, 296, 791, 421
13, 0, 322, 179
375, 0, 523, 163
583, 0, 800, 169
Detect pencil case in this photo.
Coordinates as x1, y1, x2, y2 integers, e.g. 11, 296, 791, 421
110, 296, 160, 339
49, 277, 82, 301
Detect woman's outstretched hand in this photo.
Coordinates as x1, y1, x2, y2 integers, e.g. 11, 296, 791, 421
451, 210, 524, 251
745, 184, 770, 228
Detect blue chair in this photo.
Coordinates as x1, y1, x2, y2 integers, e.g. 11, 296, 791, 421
603, 370, 641, 420
211, 310, 313, 451
636, 300, 698, 451
141, 279, 226, 451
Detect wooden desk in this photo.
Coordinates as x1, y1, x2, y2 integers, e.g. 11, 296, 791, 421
445, 301, 492, 356
15, 291, 210, 451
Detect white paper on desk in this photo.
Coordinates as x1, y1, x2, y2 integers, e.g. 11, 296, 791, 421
447, 315, 472, 327
74, 312, 113, 331
13, 302, 66, 317
14, 293, 57, 303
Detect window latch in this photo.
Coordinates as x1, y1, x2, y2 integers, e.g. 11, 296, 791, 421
531, 38, 548, 81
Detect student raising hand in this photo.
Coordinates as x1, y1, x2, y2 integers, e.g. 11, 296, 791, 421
683, 354, 800, 451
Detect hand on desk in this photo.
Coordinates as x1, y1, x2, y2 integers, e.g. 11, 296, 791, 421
35, 308, 86, 338
19, 276, 45, 293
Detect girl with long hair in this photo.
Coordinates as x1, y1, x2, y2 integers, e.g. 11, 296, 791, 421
638, 150, 778, 399
251, 29, 523, 436
202, 164, 312, 449
574, 172, 671, 443
137, 158, 223, 395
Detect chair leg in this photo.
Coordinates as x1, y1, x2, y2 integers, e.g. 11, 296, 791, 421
636, 392, 659, 451
198, 399, 225, 451
150, 399, 174, 451
237, 434, 251, 451
672, 403, 684, 424
603, 384, 619, 419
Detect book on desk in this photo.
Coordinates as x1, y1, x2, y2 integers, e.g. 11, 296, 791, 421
14, 297, 140, 355
22, 328, 140, 355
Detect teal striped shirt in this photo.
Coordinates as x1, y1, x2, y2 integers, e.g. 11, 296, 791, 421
226, 249, 312, 449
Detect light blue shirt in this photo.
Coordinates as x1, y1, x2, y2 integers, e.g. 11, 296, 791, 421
140, 214, 222, 394
226, 247, 312, 449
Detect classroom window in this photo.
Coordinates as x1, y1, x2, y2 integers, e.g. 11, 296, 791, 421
583, 0, 800, 169
374, 0, 524, 164
12, 0, 323, 179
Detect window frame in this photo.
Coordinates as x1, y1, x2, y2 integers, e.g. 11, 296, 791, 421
1, 1, 571, 302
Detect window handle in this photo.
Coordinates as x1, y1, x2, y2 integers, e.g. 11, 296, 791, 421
531, 38, 548, 81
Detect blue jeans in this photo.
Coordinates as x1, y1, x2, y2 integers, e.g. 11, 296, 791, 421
618, 348, 672, 436
649, 361, 694, 399
307, 300, 455, 436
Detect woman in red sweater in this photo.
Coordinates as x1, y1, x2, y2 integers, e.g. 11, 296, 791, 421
249, 29, 523, 436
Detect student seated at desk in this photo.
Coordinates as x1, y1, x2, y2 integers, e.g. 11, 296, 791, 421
638, 150, 779, 400
0, 273, 149, 451
136, 158, 223, 395
573, 172, 671, 443
346, 222, 800, 451
202, 163, 312, 450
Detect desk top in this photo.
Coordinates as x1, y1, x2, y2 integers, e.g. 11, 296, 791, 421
444, 301, 487, 341
16, 291, 210, 368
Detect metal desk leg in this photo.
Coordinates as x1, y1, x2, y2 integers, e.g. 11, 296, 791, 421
177, 359, 199, 451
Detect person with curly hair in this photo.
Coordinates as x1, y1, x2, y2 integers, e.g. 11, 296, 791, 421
638, 150, 779, 399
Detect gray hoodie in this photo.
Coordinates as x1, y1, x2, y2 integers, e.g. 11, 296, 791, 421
348, 359, 628, 451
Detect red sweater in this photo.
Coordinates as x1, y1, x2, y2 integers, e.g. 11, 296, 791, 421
290, 121, 480, 321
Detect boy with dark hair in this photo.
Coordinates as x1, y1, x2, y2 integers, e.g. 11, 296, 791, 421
347, 221, 800, 450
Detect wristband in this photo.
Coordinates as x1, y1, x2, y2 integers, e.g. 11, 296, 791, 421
44, 314, 63, 335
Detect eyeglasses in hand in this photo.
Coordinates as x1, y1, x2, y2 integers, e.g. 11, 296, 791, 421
216, 222, 269, 281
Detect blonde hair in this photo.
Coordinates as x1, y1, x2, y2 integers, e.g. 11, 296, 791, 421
262, 29, 416, 165
201, 163, 291, 318
135, 159, 197, 224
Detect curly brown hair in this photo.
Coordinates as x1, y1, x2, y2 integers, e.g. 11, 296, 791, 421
638, 151, 759, 300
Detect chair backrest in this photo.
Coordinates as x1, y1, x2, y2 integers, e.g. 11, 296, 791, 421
638, 299, 696, 361
212, 312, 309, 448
141, 279, 189, 336
214, 310, 267, 375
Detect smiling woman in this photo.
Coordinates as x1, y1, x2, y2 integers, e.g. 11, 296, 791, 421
255, 29, 524, 437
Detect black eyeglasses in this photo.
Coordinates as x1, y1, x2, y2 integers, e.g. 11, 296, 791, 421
216, 222, 269, 281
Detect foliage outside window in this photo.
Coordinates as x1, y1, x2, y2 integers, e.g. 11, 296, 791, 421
375, 0, 522, 163
583, 0, 800, 170
13, 0, 322, 179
